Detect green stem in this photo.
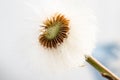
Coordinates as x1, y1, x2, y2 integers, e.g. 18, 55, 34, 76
85, 55, 120, 80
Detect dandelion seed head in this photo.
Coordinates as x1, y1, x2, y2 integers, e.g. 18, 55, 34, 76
39, 13, 69, 49
36, 1, 97, 71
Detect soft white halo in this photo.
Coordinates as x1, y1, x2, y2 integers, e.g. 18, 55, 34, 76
24, 0, 97, 72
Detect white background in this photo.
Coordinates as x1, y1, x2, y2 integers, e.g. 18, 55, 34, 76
0, 0, 120, 80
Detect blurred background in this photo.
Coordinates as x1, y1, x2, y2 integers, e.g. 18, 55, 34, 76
0, 0, 120, 80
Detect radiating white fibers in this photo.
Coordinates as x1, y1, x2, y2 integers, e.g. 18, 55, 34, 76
38, 7, 97, 72
25, 0, 97, 72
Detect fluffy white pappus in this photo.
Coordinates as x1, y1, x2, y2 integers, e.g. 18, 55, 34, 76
24, 0, 97, 72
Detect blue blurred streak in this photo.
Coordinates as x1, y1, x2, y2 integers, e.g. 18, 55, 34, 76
90, 42, 120, 80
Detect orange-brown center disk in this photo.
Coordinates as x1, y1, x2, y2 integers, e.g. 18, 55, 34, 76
39, 13, 69, 49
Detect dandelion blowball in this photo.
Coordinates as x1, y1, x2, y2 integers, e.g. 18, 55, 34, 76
38, 5, 97, 71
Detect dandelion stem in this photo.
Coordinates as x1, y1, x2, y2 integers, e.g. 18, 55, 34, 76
85, 55, 120, 80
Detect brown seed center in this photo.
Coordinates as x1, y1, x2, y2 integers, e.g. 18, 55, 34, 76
39, 13, 69, 48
